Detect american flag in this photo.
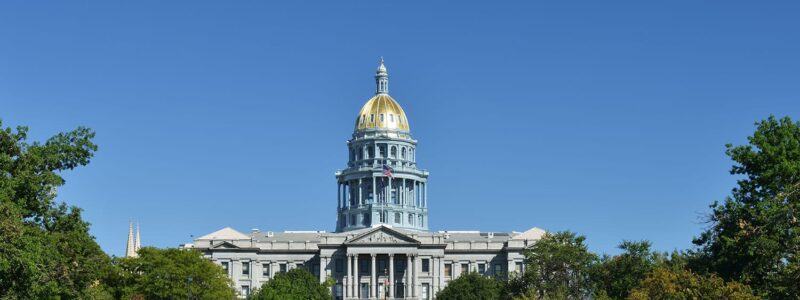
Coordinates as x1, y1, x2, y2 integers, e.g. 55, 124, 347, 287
382, 164, 394, 177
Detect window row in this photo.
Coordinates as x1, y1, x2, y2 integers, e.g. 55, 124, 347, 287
342, 212, 425, 228
359, 113, 404, 125
349, 144, 415, 162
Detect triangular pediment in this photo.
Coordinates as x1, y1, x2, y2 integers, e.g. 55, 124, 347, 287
197, 227, 250, 240
346, 226, 420, 245
211, 241, 240, 249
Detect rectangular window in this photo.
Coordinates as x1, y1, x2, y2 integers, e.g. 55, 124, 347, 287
297, 263, 304, 270
461, 263, 469, 275
360, 259, 369, 273
336, 258, 344, 274
280, 263, 287, 273
241, 285, 250, 297
242, 262, 250, 275
422, 259, 430, 272
408, 214, 414, 225
516, 262, 523, 273
378, 259, 387, 275
494, 264, 502, 276
444, 263, 452, 277
221, 261, 229, 275
313, 264, 321, 276
478, 263, 486, 275
395, 213, 401, 224
263, 264, 270, 277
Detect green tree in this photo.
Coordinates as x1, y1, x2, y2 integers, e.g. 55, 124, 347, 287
249, 268, 331, 300
627, 267, 758, 300
108, 247, 236, 300
692, 116, 800, 298
437, 272, 502, 300
0, 120, 111, 299
591, 240, 661, 299
506, 231, 598, 299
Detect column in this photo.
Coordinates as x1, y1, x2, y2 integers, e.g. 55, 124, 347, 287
431, 257, 437, 294
387, 177, 392, 205
370, 254, 376, 299
337, 183, 341, 209
402, 179, 406, 206
424, 182, 428, 208
358, 178, 363, 207
319, 256, 326, 283
354, 255, 360, 299
406, 255, 412, 299
413, 255, 420, 298
346, 255, 352, 298
372, 176, 377, 204
389, 254, 395, 299
439, 257, 445, 293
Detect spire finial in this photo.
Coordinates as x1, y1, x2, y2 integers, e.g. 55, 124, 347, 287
375, 57, 389, 94
125, 221, 137, 257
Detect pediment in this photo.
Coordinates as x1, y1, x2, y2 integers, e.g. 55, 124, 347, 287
211, 241, 240, 249
346, 226, 419, 245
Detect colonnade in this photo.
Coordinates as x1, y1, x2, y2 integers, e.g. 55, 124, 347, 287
338, 178, 427, 209
341, 253, 420, 300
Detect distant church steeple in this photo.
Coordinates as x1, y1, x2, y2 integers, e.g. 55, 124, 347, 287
125, 221, 141, 257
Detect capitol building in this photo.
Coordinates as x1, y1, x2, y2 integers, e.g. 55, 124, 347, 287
185, 59, 544, 299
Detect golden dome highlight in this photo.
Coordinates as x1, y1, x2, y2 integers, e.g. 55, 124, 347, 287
354, 94, 410, 132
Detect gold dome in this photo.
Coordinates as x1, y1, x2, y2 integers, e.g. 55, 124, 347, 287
354, 94, 410, 132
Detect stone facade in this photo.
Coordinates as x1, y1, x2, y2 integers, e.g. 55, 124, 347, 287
185, 60, 544, 299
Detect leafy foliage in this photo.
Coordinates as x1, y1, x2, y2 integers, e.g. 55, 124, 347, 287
628, 267, 758, 300
692, 116, 800, 298
506, 231, 598, 300
0, 120, 111, 299
249, 268, 331, 300
108, 247, 237, 300
437, 272, 502, 300
590, 240, 661, 299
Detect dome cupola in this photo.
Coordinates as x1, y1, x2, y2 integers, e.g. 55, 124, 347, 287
354, 58, 410, 133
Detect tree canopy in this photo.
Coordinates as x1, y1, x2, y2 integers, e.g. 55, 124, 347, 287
628, 267, 758, 300
0, 120, 111, 299
505, 231, 597, 299
590, 240, 661, 300
249, 268, 331, 300
692, 116, 800, 298
107, 247, 237, 300
437, 272, 502, 300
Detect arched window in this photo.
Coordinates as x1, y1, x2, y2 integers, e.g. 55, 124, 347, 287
401, 148, 406, 160
389, 114, 394, 122
379, 145, 386, 158
391, 146, 397, 158
370, 114, 375, 122
368, 146, 375, 159
380, 114, 384, 122
394, 212, 401, 224
410, 149, 414, 161
408, 214, 414, 225
360, 115, 365, 124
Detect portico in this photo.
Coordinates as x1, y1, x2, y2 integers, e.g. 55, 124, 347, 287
339, 226, 433, 300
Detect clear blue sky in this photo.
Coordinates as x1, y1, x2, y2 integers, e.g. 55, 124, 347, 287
2, 1, 798, 257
